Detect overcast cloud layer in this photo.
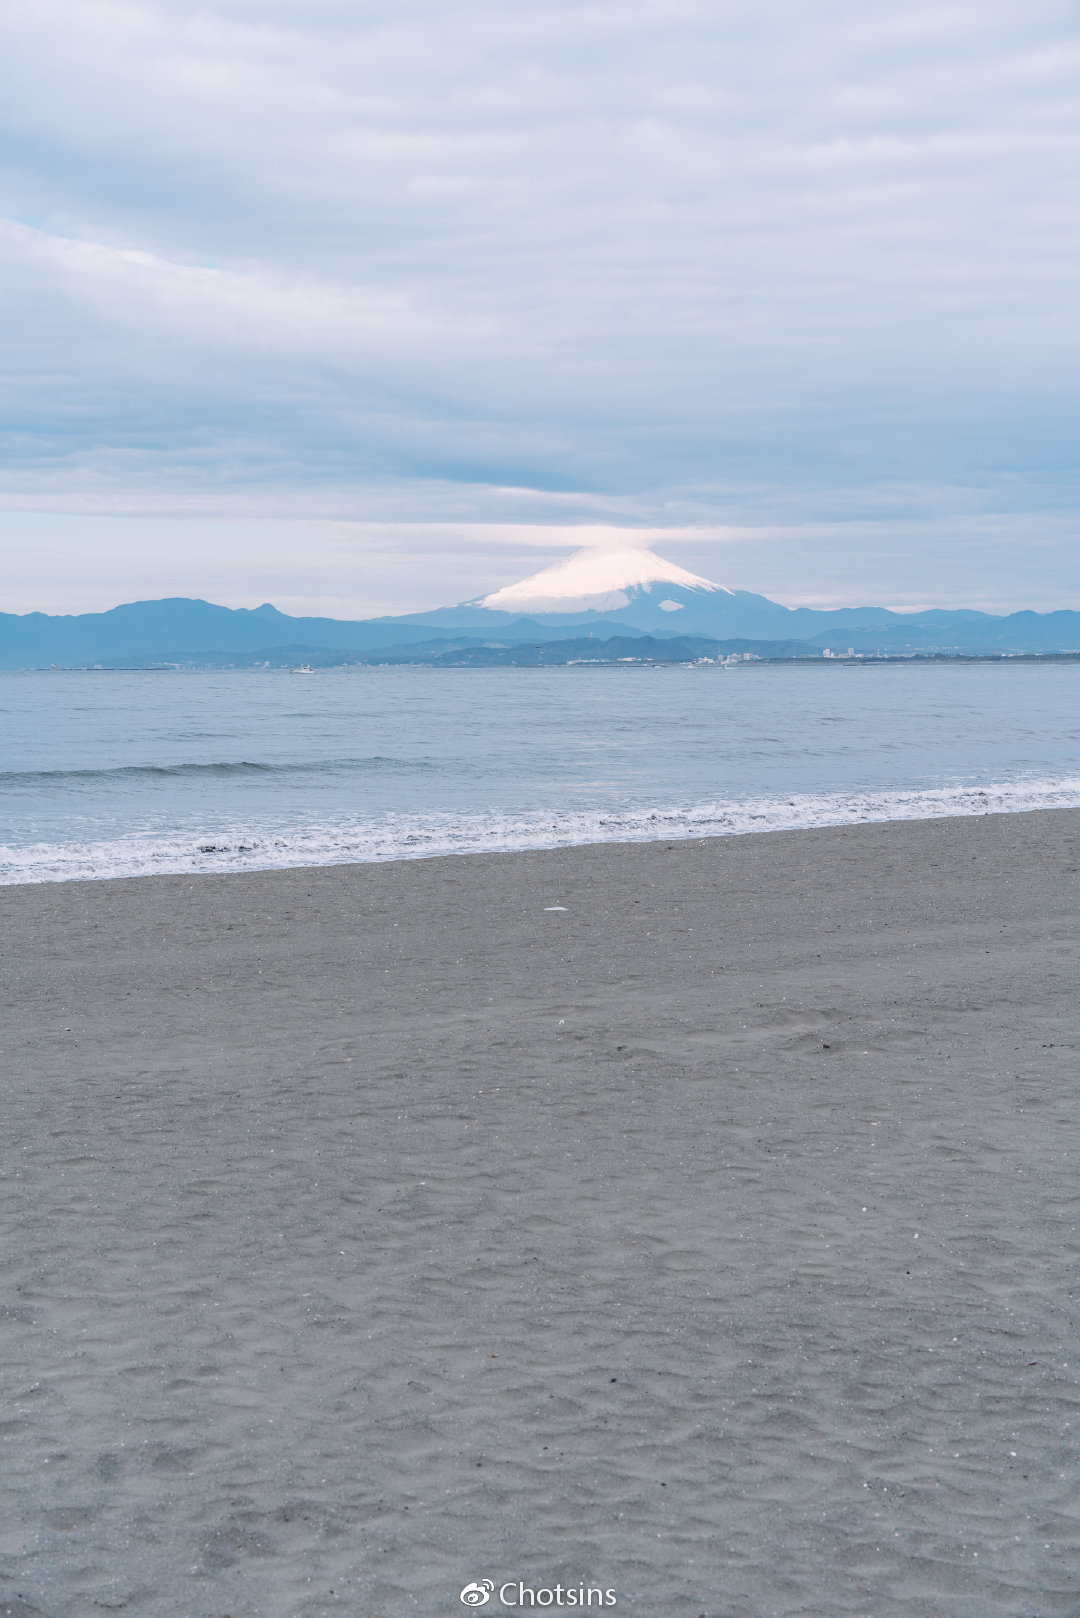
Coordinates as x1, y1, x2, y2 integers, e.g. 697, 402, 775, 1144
2, 0, 1079, 612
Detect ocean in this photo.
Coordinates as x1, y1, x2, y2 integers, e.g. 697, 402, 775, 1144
2, 661, 1079, 883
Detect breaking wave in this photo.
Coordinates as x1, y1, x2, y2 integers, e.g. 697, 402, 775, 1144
0, 757, 437, 788
3, 774, 1080, 884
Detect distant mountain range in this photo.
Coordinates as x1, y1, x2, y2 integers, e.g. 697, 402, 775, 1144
3, 544, 1079, 668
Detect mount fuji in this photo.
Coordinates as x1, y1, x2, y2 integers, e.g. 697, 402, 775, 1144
384, 542, 797, 637
475, 543, 731, 617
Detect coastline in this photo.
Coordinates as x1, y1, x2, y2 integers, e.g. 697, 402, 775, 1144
3, 808, 1080, 1615
5, 773, 1080, 885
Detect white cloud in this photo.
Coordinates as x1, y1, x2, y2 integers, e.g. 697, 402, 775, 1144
1, 0, 1079, 605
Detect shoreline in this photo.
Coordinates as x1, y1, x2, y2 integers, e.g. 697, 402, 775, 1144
7, 651, 1080, 672
3, 807, 1080, 1615
5, 784, 1080, 886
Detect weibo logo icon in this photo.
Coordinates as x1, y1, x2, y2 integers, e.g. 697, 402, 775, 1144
460, 1581, 495, 1606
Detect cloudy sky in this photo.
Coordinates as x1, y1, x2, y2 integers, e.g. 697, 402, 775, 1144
2, 0, 1078, 615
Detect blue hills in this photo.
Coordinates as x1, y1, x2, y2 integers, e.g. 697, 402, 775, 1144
2, 544, 1079, 667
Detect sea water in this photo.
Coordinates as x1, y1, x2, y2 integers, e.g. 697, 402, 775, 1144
1, 661, 1078, 883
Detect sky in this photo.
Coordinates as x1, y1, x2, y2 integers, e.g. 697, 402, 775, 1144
2, 0, 1079, 617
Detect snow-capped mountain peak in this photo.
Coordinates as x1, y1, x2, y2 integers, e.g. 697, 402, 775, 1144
476, 543, 731, 614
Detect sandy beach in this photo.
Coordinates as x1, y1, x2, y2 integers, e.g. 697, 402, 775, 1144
2, 809, 1079, 1618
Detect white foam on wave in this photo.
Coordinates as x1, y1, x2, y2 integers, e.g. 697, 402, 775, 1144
4, 775, 1080, 885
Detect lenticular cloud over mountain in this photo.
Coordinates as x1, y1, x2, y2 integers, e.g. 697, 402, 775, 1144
476, 543, 732, 615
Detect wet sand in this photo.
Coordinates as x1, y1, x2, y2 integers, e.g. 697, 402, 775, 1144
2, 810, 1079, 1618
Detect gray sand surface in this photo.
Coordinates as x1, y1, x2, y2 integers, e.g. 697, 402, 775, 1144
2, 811, 1080, 1618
